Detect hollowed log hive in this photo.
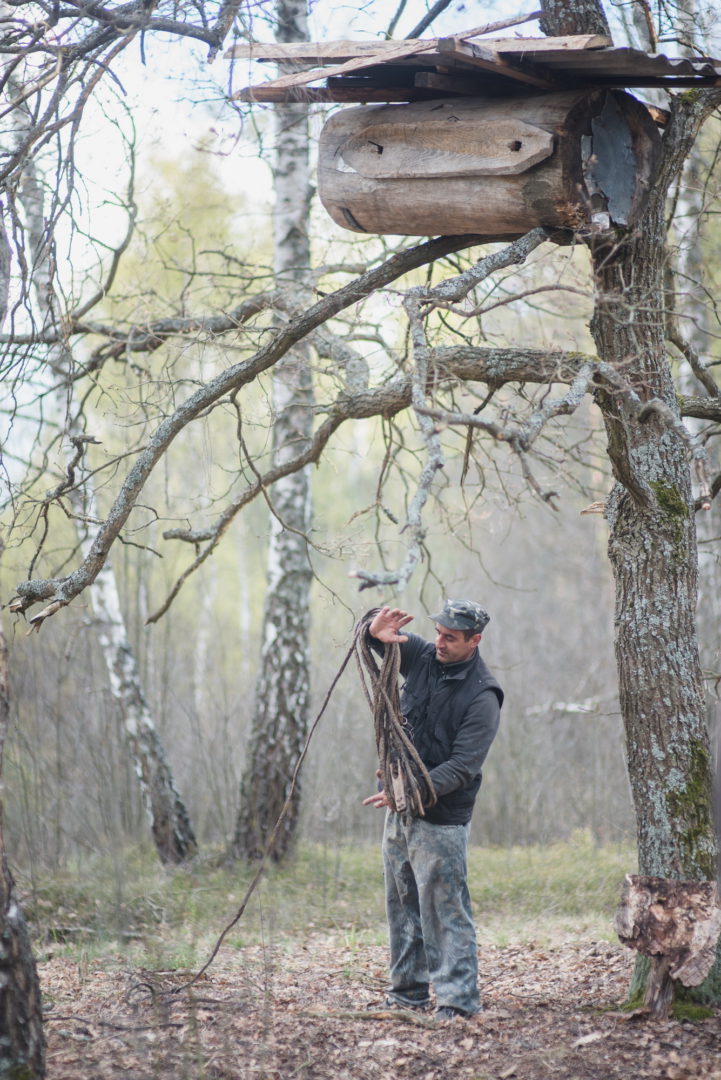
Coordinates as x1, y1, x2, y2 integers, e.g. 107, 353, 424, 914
318, 89, 661, 240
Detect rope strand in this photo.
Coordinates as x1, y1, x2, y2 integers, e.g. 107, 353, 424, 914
354, 610, 436, 816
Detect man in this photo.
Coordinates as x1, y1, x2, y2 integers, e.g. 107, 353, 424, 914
363, 600, 503, 1019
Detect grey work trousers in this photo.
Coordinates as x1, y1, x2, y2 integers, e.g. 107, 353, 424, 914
382, 811, 479, 1014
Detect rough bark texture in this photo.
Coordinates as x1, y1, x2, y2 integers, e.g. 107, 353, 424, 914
591, 206, 715, 884
539, 0, 610, 37
671, 39, 721, 873
669, 2, 721, 1004
541, 0, 721, 1002
0, 202, 45, 1080
0, 632, 46, 1079
19, 140, 197, 866
232, 0, 314, 862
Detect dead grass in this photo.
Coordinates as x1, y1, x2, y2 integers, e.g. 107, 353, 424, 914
27, 836, 721, 1079
22, 833, 633, 970
40, 933, 721, 1080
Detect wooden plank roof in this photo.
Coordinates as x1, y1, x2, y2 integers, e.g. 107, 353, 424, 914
226, 29, 721, 103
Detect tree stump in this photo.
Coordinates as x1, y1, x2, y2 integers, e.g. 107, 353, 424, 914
614, 874, 721, 1019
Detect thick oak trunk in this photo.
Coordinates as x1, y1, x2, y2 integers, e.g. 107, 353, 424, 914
673, 135, 721, 786
537, 0, 721, 1003
591, 176, 719, 1001
0, 191, 45, 1080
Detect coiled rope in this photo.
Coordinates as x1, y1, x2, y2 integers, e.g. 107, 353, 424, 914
354, 609, 437, 817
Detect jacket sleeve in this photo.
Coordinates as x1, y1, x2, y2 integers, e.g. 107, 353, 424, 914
366, 630, 433, 674
427, 689, 501, 797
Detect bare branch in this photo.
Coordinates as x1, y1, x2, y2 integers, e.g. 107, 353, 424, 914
667, 323, 721, 400
420, 361, 597, 508
680, 396, 721, 423
403, 0, 454, 39
10, 234, 486, 621
153, 344, 596, 614
414, 228, 552, 308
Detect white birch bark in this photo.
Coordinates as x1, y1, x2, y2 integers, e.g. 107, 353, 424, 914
17, 128, 197, 865
232, 0, 314, 860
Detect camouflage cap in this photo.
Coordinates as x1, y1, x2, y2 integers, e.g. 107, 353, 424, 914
430, 599, 490, 634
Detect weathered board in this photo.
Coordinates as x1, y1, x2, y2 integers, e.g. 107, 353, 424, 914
318, 89, 661, 239
228, 31, 721, 103
338, 117, 554, 178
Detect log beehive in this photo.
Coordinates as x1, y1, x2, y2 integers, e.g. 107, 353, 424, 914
318, 89, 661, 239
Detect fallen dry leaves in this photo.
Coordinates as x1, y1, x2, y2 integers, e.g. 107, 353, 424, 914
40, 936, 721, 1079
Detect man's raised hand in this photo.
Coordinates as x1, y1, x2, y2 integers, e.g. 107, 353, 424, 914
368, 606, 414, 643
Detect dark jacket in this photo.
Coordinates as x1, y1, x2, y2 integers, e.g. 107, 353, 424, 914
372, 631, 503, 826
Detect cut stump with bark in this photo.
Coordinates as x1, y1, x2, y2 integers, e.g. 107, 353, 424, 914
614, 874, 721, 1018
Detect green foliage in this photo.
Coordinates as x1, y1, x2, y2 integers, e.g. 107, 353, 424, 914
623, 967, 721, 1015
467, 832, 630, 927
0, 1064, 39, 1080
649, 480, 689, 565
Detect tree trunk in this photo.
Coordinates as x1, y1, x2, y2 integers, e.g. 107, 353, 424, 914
670, 8, 721, 838
540, 0, 721, 1003
86, 531, 198, 864
232, 0, 314, 861
0, 203, 45, 1080
18, 134, 197, 866
591, 210, 715, 885
0, 630, 46, 1079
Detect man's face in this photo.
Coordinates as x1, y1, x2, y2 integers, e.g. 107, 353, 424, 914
434, 623, 481, 665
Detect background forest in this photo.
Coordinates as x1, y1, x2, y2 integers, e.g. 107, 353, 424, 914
2, 138, 633, 866
2, 2, 721, 1071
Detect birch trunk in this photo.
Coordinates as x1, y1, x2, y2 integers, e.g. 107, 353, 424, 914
79, 509, 198, 864
19, 144, 197, 866
232, 0, 313, 861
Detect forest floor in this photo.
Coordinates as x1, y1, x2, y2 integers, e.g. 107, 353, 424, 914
41, 932, 721, 1080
